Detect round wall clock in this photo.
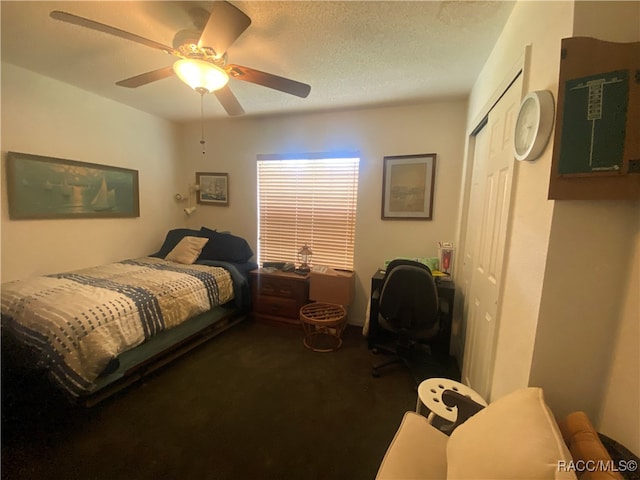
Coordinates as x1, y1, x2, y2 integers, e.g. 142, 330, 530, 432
513, 90, 555, 162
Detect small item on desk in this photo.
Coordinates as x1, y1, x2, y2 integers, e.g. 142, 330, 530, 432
263, 261, 286, 269
431, 269, 448, 277
438, 242, 454, 275
282, 262, 296, 272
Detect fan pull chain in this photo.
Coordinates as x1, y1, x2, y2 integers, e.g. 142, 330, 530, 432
200, 92, 206, 155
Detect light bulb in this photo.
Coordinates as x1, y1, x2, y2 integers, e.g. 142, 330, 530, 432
174, 59, 229, 93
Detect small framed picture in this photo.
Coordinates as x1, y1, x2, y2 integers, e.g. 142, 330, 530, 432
196, 172, 229, 206
381, 153, 436, 220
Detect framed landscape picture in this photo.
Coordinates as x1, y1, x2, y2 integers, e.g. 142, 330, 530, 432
196, 172, 229, 206
6, 151, 139, 220
381, 153, 436, 220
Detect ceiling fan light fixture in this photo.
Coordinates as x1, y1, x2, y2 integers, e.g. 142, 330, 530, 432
174, 59, 228, 93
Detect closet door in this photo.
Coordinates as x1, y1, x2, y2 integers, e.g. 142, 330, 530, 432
461, 73, 522, 400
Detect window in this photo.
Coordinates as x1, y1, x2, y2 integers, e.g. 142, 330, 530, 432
257, 153, 359, 270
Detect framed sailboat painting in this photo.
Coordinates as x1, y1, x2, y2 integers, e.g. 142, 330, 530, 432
195, 172, 229, 206
5, 152, 139, 219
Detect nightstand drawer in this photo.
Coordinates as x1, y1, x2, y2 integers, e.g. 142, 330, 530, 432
250, 269, 310, 326
255, 296, 300, 319
257, 277, 306, 298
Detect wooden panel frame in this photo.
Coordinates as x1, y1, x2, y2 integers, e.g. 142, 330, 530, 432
549, 37, 640, 200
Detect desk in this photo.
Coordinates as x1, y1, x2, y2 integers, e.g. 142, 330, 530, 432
367, 269, 455, 354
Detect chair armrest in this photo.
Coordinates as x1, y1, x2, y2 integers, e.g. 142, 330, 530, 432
442, 389, 485, 432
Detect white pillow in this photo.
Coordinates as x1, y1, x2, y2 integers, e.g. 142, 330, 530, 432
165, 236, 208, 265
446, 387, 576, 480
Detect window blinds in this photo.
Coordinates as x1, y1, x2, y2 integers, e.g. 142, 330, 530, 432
257, 155, 359, 271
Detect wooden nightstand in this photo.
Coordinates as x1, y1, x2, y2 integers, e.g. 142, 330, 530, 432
249, 269, 310, 326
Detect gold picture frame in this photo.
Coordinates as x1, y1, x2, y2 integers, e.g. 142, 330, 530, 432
381, 153, 436, 220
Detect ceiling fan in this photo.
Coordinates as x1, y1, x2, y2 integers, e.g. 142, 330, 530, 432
50, 1, 311, 116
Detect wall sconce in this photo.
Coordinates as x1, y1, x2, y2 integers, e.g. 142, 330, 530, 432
175, 183, 201, 215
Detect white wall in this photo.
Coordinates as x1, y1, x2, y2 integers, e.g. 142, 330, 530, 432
463, 0, 574, 400
177, 101, 468, 324
530, 0, 640, 454
572, 0, 640, 42
464, 0, 639, 454
597, 217, 640, 455
1, 63, 184, 282
530, 201, 639, 451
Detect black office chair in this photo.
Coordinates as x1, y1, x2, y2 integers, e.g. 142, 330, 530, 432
370, 259, 442, 382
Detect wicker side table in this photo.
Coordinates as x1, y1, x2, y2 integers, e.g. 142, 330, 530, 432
299, 303, 347, 352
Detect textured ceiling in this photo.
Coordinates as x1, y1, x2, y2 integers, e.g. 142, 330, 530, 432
1, 1, 515, 122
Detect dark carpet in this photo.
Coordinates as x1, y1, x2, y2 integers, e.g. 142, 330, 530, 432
2, 319, 460, 480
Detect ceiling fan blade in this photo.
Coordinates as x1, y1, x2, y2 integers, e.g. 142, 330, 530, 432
214, 86, 245, 116
227, 65, 311, 98
116, 66, 175, 88
198, 1, 251, 56
50, 11, 181, 57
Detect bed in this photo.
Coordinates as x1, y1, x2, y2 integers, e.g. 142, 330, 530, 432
1, 227, 258, 405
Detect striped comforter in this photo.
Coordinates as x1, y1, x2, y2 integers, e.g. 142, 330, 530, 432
1, 257, 234, 396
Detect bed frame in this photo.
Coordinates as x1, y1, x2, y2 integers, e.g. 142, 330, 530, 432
2, 302, 247, 407
85, 302, 248, 406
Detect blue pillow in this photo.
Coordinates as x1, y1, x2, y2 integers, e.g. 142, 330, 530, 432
152, 228, 204, 258
200, 226, 217, 237
199, 227, 254, 263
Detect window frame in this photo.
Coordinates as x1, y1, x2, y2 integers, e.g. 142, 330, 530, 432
256, 152, 360, 271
